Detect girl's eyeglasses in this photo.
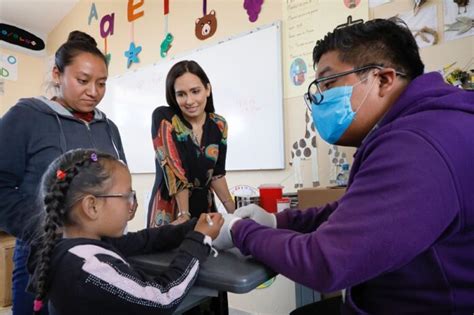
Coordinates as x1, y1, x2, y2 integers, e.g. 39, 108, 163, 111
94, 190, 137, 208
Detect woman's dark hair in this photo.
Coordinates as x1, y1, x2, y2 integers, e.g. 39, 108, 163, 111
32, 149, 121, 314
313, 17, 424, 80
55, 30, 107, 73
165, 60, 215, 114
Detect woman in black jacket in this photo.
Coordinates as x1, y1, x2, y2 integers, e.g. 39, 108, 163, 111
0, 31, 127, 315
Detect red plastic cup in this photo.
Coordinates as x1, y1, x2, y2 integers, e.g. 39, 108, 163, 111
259, 184, 283, 213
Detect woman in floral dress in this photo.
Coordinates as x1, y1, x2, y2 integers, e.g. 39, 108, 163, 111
148, 60, 235, 228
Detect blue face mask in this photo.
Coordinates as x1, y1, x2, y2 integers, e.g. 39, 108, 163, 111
311, 77, 375, 144
311, 85, 355, 144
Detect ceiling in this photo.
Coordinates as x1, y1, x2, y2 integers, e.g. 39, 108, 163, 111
0, 0, 79, 38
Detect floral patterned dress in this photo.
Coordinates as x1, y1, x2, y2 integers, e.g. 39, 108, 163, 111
147, 106, 228, 227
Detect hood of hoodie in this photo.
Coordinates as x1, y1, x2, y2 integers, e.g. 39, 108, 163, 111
21, 96, 107, 121
379, 72, 474, 127
14, 96, 121, 157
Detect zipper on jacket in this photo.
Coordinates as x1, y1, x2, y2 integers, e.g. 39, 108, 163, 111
83, 121, 98, 148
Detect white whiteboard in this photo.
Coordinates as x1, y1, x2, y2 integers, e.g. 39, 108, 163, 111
99, 22, 284, 173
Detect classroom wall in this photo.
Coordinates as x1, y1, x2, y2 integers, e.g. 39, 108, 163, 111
0, 47, 45, 115
371, 0, 474, 72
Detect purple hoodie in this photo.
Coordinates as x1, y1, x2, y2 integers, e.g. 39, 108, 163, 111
232, 72, 474, 314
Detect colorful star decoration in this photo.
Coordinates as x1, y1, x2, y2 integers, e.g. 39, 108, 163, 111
124, 42, 142, 68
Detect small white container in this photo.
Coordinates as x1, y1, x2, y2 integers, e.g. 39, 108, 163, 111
276, 197, 290, 212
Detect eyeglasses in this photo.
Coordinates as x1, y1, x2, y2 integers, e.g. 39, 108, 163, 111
94, 190, 137, 208
304, 64, 406, 110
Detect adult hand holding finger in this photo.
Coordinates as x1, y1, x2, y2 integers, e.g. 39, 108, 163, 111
212, 213, 241, 250
234, 204, 276, 228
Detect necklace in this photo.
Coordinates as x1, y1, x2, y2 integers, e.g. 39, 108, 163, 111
192, 127, 203, 146
187, 113, 206, 146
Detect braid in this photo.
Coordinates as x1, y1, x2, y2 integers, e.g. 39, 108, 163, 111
33, 150, 115, 314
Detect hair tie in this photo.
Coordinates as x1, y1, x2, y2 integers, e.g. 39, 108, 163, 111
90, 152, 98, 162
56, 169, 66, 181
33, 299, 43, 312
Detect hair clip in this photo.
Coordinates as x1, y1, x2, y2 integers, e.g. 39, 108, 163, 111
56, 169, 66, 181
336, 15, 364, 30
33, 299, 44, 312
90, 153, 98, 162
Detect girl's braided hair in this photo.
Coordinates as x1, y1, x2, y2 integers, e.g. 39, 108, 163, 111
32, 149, 119, 314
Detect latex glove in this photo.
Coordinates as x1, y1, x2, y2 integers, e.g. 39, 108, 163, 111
234, 204, 277, 228
212, 213, 241, 250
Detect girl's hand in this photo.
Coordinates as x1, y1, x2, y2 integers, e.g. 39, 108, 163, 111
194, 213, 224, 240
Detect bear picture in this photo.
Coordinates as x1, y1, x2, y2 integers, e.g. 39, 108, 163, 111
195, 10, 217, 40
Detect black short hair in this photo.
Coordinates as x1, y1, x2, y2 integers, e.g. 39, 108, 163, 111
313, 18, 424, 80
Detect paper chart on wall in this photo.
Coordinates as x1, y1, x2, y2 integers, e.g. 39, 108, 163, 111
443, 0, 474, 41
368, 0, 391, 8
283, 0, 369, 99
397, 5, 438, 48
283, 0, 320, 98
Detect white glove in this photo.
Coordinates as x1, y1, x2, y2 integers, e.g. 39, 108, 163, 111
212, 213, 241, 250
234, 204, 277, 228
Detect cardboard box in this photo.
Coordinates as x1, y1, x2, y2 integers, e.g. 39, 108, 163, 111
297, 186, 346, 209
0, 232, 15, 307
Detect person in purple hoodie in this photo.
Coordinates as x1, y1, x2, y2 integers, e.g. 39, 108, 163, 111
213, 18, 474, 314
